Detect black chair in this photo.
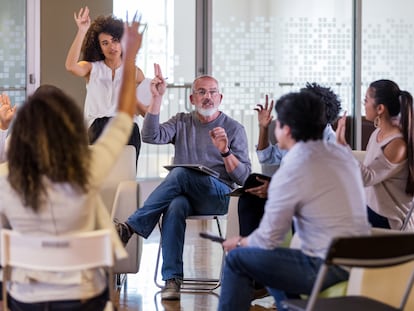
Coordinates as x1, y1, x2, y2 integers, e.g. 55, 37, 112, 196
285, 233, 414, 311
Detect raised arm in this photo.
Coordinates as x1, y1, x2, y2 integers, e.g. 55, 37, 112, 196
65, 6, 92, 78
255, 95, 274, 150
118, 16, 144, 117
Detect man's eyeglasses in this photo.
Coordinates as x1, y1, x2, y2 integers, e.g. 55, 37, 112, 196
193, 89, 220, 97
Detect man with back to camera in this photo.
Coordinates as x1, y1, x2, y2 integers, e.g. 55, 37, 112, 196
218, 90, 370, 311
115, 64, 251, 300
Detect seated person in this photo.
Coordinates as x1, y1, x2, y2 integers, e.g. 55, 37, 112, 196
115, 67, 251, 301
336, 79, 414, 230
238, 82, 342, 236
0, 19, 143, 310
0, 93, 17, 163
218, 90, 371, 311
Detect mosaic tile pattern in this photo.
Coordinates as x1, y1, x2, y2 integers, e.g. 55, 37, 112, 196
0, 0, 26, 106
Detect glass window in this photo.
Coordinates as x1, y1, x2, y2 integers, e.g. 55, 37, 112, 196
212, 0, 353, 171
0, 0, 26, 106
361, 0, 414, 115
114, 0, 196, 179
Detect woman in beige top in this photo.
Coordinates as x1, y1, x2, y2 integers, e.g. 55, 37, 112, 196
337, 79, 414, 230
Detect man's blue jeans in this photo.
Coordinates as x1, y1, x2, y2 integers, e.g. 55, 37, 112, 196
126, 167, 231, 280
218, 247, 349, 311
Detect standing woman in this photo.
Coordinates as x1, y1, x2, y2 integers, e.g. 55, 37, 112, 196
65, 6, 147, 161
337, 79, 414, 230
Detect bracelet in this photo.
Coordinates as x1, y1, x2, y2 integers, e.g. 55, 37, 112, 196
220, 148, 232, 158
236, 237, 243, 248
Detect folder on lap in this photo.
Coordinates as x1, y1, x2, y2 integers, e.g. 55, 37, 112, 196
163, 164, 220, 179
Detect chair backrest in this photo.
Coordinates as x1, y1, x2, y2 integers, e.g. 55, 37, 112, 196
100, 145, 136, 212
104, 145, 137, 184
303, 233, 414, 311
1, 229, 113, 271
327, 233, 414, 268
1, 229, 114, 309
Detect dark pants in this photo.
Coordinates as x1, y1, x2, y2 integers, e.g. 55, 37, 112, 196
238, 192, 297, 296
238, 193, 267, 236
7, 288, 109, 311
88, 116, 141, 164
367, 206, 391, 229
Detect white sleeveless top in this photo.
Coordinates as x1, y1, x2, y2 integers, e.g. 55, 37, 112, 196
85, 61, 142, 127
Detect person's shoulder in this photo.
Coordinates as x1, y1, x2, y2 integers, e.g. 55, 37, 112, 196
135, 66, 145, 83
384, 137, 407, 164
219, 112, 244, 127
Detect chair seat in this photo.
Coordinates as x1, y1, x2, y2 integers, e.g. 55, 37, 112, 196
286, 296, 399, 311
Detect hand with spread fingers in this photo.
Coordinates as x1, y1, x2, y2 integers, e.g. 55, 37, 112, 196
73, 6, 91, 34
0, 93, 17, 130
254, 94, 274, 129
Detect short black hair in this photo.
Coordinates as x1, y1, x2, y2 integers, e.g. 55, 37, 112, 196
301, 82, 341, 124
275, 91, 326, 142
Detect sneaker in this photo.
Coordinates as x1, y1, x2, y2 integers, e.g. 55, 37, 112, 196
161, 278, 182, 300
114, 219, 133, 246
252, 287, 270, 300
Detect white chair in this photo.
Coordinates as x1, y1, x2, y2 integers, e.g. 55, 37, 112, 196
99, 145, 142, 287
0, 229, 115, 311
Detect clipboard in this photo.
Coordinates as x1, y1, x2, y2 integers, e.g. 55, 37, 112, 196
163, 164, 220, 179
227, 173, 271, 196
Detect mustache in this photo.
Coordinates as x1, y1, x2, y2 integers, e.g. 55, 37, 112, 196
202, 99, 214, 106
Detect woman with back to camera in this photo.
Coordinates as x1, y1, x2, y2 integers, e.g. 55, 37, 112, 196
0, 18, 143, 310
65, 6, 147, 161
337, 79, 414, 230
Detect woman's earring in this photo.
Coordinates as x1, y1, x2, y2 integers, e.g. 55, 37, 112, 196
374, 115, 380, 128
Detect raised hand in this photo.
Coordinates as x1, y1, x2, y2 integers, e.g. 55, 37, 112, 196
118, 14, 144, 117
121, 11, 144, 59
150, 63, 167, 97
0, 93, 17, 130
74, 6, 91, 33
336, 111, 348, 146
254, 94, 274, 129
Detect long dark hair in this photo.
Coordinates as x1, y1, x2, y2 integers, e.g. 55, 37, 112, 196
7, 85, 91, 212
370, 79, 414, 195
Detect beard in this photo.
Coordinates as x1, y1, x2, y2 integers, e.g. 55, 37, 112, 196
196, 106, 218, 117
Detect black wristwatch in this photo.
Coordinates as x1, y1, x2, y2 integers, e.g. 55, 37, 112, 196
220, 148, 232, 158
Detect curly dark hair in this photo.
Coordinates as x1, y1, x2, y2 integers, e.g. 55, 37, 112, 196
301, 82, 342, 125
81, 15, 124, 62
7, 85, 91, 212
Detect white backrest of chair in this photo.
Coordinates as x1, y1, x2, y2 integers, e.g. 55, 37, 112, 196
104, 145, 136, 184
100, 146, 137, 212
0, 229, 113, 271
352, 150, 366, 162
